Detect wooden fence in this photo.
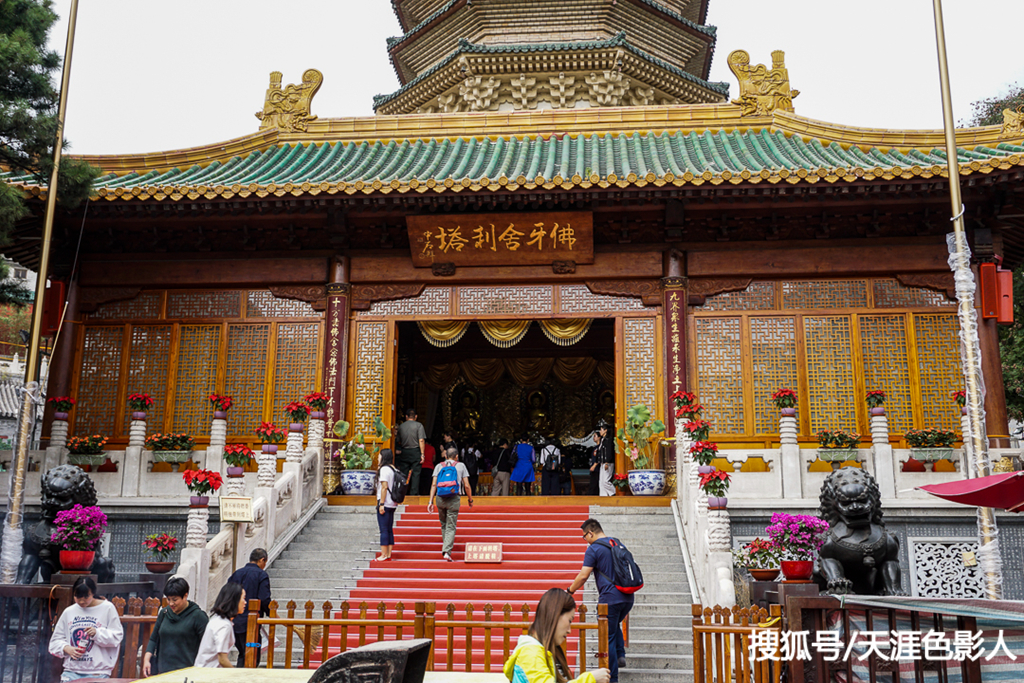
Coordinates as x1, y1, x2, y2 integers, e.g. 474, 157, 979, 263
245, 598, 609, 673
692, 603, 783, 683
109, 596, 164, 679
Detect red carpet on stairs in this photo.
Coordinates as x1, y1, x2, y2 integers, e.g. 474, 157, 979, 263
309, 505, 592, 672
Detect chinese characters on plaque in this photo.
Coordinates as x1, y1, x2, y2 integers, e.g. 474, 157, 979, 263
464, 542, 503, 563
406, 212, 593, 267
666, 289, 684, 394
220, 497, 254, 523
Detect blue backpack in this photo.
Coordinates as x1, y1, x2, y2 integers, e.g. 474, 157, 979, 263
436, 463, 461, 498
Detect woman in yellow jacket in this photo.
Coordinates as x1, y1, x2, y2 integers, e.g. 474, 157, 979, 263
504, 589, 610, 683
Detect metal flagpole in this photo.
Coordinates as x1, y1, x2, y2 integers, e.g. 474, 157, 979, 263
931, 0, 1002, 599
0, 0, 82, 583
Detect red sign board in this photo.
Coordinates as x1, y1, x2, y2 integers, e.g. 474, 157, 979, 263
464, 542, 503, 563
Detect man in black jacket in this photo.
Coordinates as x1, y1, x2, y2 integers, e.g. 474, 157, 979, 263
490, 438, 513, 496
228, 548, 272, 667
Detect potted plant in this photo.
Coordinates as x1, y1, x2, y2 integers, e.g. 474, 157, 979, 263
815, 429, 861, 463
682, 419, 711, 442
145, 432, 196, 463
733, 538, 782, 581
866, 390, 886, 415
127, 392, 154, 420
617, 403, 666, 495
141, 532, 178, 573
255, 421, 285, 451
771, 387, 798, 416
765, 512, 829, 581
674, 401, 704, 420
690, 440, 718, 472
223, 443, 254, 469
612, 473, 631, 496
952, 390, 966, 415
284, 401, 310, 429
304, 392, 329, 420
699, 468, 730, 508
333, 417, 390, 495
182, 468, 222, 505
48, 396, 75, 420
50, 504, 108, 572
209, 394, 233, 419
905, 428, 956, 462
66, 435, 109, 467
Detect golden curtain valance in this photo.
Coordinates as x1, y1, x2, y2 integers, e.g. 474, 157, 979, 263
418, 320, 470, 347
421, 356, 606, 390
504, 358, 555, 388
538, 319, 592, 346
478, 320, 532, 348
551, 357, 599, 387
460, 358, 506, 389
421, 363, 461, 390
597, 360, 615, 386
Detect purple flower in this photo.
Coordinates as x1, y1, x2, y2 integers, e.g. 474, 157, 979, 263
51, 504, 108, 551
765, 512, 830, 561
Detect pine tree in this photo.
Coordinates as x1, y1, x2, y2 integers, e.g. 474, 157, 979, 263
0, 0, 99, 247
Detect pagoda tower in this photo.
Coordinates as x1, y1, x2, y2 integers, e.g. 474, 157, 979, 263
375, 0, 728, 115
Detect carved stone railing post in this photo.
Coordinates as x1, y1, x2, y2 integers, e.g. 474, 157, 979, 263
286, 423, 305, 464
706, 508, 736, 607
258, 444, 278, 487
210, 410, 228, 448
308, 411, 325, 452
128, 411, 146, 449
49, 415, 69, 451
186, 498, 210, 548
225, 467, 246, 497
870, 407, 897, 498
779, 409, 801, 499
707, 508, 731, 552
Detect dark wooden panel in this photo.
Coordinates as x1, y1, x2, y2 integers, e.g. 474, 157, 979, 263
80, 257, 329, 287
687, 242, 949, 277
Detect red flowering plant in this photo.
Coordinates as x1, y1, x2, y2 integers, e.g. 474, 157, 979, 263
770, 387, 797, 409
284, 401, 310, 422
144, 432, 195, 452
689, 440, 718, 466
669, 390, 697, 409
951, 390, 966, 408
47, 396, 75, 412
182, 468, 223, 496
67, 435, 108, 455
304, 392, 329, 411
698, 469, 731, 497
142, 532, 178, 561
612, 472, 630, 491
732, 538, 782, 570
223, 444, 255, 468
255, 422, 285, 444
127, 392, 154, 412
675, 403, 704, 419
816, 430, 860, 449
208, 394, 234, 411
865, 390, 886, 408
50, 504, 108, 551
765, 512, 829, 561
682, 420, 711, 441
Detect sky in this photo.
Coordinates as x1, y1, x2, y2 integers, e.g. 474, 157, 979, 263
45, 0, 1024, 156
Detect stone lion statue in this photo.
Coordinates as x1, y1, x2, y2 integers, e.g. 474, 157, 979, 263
815, 467, 904, 596
16, 465, 115, 584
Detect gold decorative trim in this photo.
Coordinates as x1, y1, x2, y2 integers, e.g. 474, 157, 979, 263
351, 283, 425, 311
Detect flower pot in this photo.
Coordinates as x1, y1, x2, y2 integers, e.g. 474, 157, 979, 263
144, 561, 175, 574
707, 496, 728, 509
289, 422, 304, 432
226, 466, 244, 476
780, 407, 796, 417
131, 411, 147, 420
869, 407, 886, 416
627, 469, 666, 496
310, 411, 325, 420
59, 550, 95, 572
781, 560, 814, 581
213, 410, 228, 419
68, 452, 107, 467
189, 495, 209, 507
910, 448, 954, 463
816, 448, 859, 463
697, 465, 715, 475
340, 470, 378, 496
262, 444, 279, 454
961, 407, 968, 416
614, 487, 631, 496
748, 568, 780, 582
153, 450, 193, 463
54, 411, 69, 421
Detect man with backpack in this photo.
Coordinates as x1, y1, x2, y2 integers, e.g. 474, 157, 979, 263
427, 447, 474, 562
567, 518, 641, 683
538, 438, 562, 496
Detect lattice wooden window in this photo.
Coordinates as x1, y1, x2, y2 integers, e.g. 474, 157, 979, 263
76, 327, 124, 436
172, 325, 221, 434
353, 321, 388, 435
874, 280, 954, 308
914, 314, 961, 431
750, 317, 797, 434
859, 315, 913, 433
804, 316, 856, 433
224, 324, 270, 435
782, 280, 868, 310
91, 292, 162, 320
246, 291, 319, 318
273, 323, 320, 420
623, 318, 658, 411
694, 317, 744, 434
167, 291, 241, 319
695, 282, 775, 311
124, 326, 172, 434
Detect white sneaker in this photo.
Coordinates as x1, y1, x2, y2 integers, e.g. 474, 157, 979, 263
443, 552, 453, 562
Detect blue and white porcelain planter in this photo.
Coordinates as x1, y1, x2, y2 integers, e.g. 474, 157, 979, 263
340, 469, 378, 496
627, 469, 666, 496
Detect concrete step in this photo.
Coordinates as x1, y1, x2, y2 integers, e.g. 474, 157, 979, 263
627, 639, 693, 655
618, 670, 693, 683
621, 652, 693, 670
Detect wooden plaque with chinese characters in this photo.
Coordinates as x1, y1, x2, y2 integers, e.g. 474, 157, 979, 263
220, 497, 254, 523
464, 542, 503, 563
407, 212, 593, 267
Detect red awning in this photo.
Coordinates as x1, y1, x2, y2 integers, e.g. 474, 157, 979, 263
918, 471, 1024, 512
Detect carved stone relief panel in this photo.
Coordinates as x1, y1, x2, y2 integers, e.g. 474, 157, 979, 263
909, 539, 985, 598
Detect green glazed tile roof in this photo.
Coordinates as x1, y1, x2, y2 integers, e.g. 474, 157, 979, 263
5, 131, 1023, 201
373, 33, 730, 111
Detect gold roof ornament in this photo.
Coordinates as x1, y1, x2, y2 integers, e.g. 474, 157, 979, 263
255, 68, 323, 132
1003, 105, 1024, 137
727, 49, 800, 116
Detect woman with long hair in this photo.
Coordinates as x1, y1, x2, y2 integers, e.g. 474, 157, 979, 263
194, 582, 245, 668
504, 589, 609, 683
376, 448, 401, 561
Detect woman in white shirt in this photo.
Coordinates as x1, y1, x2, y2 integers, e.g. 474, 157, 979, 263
194, 582, 245, 668
376, 448, 400, 561
49, 577, 124, 682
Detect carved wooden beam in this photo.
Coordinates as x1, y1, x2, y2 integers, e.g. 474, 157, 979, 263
585, 280, 662, 306
351, 283, 426, 311
78, 287, 142, 313
896, 273, 956, 301
686, 278, 752, 305
268, 285, 328, 311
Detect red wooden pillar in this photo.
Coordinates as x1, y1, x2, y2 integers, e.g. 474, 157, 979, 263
662, 249, 686, 437
42, 278, 78, 447
323, 257, 351, 429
